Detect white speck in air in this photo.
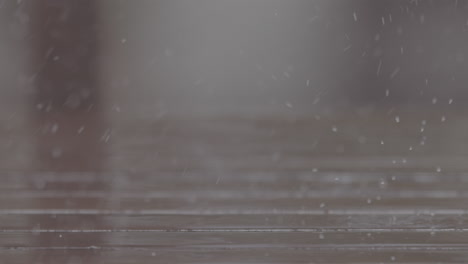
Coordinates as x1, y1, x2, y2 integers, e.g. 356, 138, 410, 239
390, 67, 400, 79
151, 252, 156, 257
51, 123, 59, 134
377, 60, 382, 76
391, 256, 396, 261
306, 80, 310, 87
449, 98, 454, 104
319, 203, 326, 208
332, 126, 338, 132
385, 89, 390, 97
319, 233, 325, 239
353, 12, 358, 21
285, 102, 293, 108
367, 198, 372, 204
77, 126, 85, 134
358, 136, 367, 144
51, 147, 62, 159
436, 167, 442, 173
381, 16, 385, 25
441, 116, 446, 122
312, 168, 319, 173
121, 38, 127, 44
381, 140, 385, 145
432, 97, 438, 104
395, 116, 400, 123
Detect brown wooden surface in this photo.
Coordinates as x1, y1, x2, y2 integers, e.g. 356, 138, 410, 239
2, 114, 468, 263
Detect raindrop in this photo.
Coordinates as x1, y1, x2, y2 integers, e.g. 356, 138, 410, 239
51, 123, 59, 134
51, 147, 62, 159
390, 67, 400, 79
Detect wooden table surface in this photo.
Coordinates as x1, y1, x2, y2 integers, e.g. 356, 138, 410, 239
1, 109, 468, 263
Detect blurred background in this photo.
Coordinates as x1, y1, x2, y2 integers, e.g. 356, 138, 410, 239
1, 0, 468, 172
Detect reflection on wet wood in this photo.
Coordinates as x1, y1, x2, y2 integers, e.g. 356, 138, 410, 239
1, 170, 468, 263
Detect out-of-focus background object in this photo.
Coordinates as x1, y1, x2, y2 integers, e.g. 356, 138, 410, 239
2, 0, 468, 263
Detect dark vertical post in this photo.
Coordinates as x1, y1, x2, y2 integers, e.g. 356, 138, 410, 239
30, 0, 105, 171
28, 1, 106, 262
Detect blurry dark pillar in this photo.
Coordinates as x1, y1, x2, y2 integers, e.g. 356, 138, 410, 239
30, 0, 105, 171
27, 1, 106, 262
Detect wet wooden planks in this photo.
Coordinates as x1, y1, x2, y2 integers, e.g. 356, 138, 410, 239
1, 171, 468, 263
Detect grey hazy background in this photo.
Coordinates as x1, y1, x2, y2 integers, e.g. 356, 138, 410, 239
0, 0, 467, 117
0, 0, 468, 171
98, 0, 468, 117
